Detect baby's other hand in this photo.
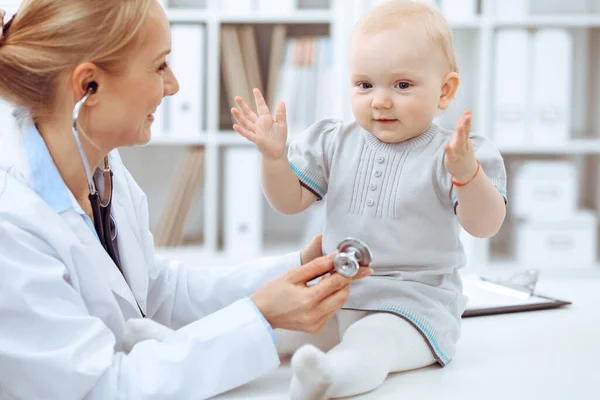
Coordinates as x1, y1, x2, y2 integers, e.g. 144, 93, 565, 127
231, 88, 288, 160
444, 110, 479, 183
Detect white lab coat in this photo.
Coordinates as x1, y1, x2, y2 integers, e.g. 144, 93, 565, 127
0, 112, 300, 399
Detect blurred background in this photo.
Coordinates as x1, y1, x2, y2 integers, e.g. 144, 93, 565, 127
2, 0, 600, 272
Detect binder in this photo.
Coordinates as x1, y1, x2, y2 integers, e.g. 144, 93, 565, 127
439, 0, 477, 21
494, 0, 528, 18
223, 147, 263, 256
493, 29, 530, 145
169, 24, 205, 139
461, 274, 571, 318
531, 29, 572, 144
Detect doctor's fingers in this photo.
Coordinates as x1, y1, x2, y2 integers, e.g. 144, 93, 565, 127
234, 96, 259, 123
309, 272, 353, 302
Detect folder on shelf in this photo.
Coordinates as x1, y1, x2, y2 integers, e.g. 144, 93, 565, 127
221, 25, 253, 119
531, 29, 572, 144
461, 274, 571, 318
493, 29, 530, 145
169, 24, 205, 138
223, 147, 263, 256
154, 147, 205, 247
266, 24, 288, 110
238, 25, 264, 94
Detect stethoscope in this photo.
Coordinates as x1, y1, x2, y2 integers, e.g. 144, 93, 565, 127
72, 82, 145, 317
71, 82, 119, 265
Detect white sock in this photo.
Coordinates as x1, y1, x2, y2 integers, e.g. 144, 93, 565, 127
289, 344, 333, 400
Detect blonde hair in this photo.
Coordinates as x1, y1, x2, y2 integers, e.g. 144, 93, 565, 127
355, 0, 458, 74
0, 0, 154, 116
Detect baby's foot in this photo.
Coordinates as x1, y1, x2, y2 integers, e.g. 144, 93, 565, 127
289, 344, 333, 400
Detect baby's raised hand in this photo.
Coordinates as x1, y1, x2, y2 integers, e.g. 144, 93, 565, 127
231, 88, 288, 160
444, 110, 479, 184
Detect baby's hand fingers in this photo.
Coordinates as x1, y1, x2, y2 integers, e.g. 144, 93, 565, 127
253, 88, 271, 117
235, 96, 258, 123
233, 124, 257, 143
231, 108, 255, 132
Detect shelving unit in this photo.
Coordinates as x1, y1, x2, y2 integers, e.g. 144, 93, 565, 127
118, 0, 600, 270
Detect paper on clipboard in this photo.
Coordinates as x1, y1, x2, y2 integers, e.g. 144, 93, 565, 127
461, 274, 571, 318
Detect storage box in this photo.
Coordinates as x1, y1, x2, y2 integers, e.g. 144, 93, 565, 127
513, 161, 577, 220
516, 211, 597, 267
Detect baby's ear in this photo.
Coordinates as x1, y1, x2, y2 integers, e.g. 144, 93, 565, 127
438, 72, 459, 110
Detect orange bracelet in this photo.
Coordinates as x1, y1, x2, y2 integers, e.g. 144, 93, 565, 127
451, 160, 480, 187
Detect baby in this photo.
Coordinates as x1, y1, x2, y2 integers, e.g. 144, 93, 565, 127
232, 1, 507, 399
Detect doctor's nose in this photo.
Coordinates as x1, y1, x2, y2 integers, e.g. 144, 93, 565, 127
163, 67, 180, 97
371, 90, 392, 109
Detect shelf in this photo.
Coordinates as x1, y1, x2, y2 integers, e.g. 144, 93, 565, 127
148, 134, 208, 145
447, 18, 484, 29
219, 10, 333, 24
496, 139, 600, 155
492, 15, 600, 28
167, 9, 210, 23
166, 9, 333, 24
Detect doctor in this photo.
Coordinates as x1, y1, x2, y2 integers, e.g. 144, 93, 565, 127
0, 1, 372, 399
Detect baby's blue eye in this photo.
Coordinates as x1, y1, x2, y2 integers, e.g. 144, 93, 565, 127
396, 82, 411, 90
358, 82, 373, 89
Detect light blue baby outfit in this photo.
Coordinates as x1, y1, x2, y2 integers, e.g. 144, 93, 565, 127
288, 119, 507, 365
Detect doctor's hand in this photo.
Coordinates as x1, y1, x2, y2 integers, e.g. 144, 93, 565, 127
300, 234, 323, 265
231, 88, 288, 160
250, 252, 373, 334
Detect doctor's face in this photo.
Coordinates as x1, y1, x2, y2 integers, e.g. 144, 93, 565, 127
89, 1, 179, 148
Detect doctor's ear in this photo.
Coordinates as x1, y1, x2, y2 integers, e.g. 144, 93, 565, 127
71, 62, 102, 105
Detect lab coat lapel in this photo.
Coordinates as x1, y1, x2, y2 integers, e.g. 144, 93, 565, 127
61, 210, 143, 317
110, 196, 149, 314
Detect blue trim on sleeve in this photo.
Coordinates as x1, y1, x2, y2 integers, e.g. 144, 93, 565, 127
289, 163, 326, 197
245, 297, 278, 344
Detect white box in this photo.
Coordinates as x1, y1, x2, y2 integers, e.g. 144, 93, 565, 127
224, 148, 264, 257
516, 212, 597, 267
531, 29, 573, 144
169, 24, 205, 139
439, 0, 477, 21
513, 161, 577, 220
493, 29, 530, 145
257, 0, 295, 13
221, 0, 255, 13
494, 0, 528, 18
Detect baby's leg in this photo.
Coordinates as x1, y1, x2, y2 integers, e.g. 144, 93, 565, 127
290, 312, 436, 400
275, 316, 339, 357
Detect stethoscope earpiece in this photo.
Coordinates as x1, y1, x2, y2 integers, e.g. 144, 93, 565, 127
87, 81, 98, 94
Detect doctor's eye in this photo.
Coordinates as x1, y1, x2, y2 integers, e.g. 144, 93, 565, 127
395, 81, 412, 90
357, 82, 373, 90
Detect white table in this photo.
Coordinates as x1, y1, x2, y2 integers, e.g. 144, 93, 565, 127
216, 270, 600, 400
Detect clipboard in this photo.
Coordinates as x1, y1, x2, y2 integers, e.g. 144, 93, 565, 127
461, 274, 572, 318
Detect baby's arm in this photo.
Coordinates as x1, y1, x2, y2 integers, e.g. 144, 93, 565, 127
260, 155, 317, 214
444, 110, 506, 238
231, 88, 317, 214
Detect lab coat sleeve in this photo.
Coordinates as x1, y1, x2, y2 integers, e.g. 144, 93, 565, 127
0, 222, 282, 400
147, 251, 301, 330
118, 159, 302, 329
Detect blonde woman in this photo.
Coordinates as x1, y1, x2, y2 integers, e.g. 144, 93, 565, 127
0, 1, 372, 399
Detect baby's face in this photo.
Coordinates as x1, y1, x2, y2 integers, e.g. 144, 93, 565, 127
349, 24, 449, 143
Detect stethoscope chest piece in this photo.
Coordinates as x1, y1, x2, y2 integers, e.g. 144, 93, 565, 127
334, 237, 373, 278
